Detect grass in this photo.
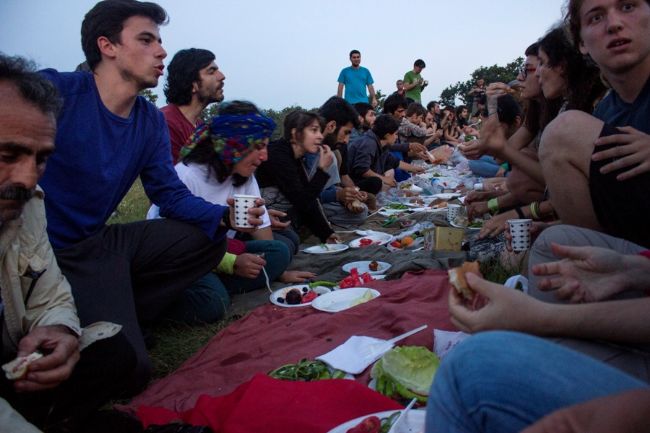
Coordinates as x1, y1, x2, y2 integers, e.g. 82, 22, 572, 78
111, 180, 519, 380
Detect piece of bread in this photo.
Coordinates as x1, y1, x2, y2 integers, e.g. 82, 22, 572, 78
448, 261, 481, 300
2, 352, 43, 380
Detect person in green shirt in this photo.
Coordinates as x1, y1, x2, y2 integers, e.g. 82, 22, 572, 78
403, 59, 427, 104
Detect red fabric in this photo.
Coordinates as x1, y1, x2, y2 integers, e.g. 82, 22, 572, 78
161, 104, 202, 164
137, 374, 403, 433
639, 250, 650, 259
125, 270, 455, 415
227, 238, 246, 255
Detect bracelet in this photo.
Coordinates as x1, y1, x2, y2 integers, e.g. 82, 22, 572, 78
515, 206, 525, 219
529, 201, 541, 220
487, 198, 500, 215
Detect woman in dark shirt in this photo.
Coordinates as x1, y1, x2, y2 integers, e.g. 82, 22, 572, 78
256, 110, 340, 243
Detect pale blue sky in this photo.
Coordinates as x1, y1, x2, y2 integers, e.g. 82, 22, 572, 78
1, 0, 566, 109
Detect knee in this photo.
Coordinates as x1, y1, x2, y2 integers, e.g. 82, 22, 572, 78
540, 110, 600, 167
530, 224, 578, 262
182, 273, 231, 323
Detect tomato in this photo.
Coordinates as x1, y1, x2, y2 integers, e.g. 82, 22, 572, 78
390, 240, 402, 248
361, 272, 373, 283
359, 238, 374, 247
301, 291, 317, 303
346, 415, 381, 433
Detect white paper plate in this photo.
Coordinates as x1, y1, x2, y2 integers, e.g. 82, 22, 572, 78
327, 409, 426, 433
269, 285, 332, 308
348, 233, 393, 248
341, 261, 391, 275
386, 236, 424, 252
433, 192, 461, 200
449, 220, 483, 231
311, 288, 380, 313
303, 244, 349, 254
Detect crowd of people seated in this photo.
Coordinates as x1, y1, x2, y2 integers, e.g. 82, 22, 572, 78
1, 0, 649, 431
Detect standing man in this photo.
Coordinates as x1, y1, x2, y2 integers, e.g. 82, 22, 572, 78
38, 0, 263, 393
337, 50, 377, 107
403, 59, 427, 104
161, 48, 225, 163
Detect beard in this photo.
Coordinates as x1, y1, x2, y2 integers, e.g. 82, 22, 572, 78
0, 185, 34, 223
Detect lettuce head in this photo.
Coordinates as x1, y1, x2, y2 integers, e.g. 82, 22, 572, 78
371, 346, 440, 402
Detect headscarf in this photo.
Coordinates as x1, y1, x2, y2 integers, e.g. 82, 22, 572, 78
181, 112, 276, 172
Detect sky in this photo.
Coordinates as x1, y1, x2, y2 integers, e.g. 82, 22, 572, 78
1, 0, 566, 110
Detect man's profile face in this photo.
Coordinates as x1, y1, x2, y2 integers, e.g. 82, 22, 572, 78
363, 110, 377, 128
110, 16, 167, 90
392, 107, 406, 120
0, 84, 55, 223
350, 53, 361, 67
196, 61, 226, 104
336, 122, 354, 145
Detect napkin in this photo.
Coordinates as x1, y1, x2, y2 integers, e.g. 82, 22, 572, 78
433, 329, 470, 360
317, 336, 393, 374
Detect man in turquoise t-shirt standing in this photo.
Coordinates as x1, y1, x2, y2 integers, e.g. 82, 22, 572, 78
403, 59, 427, 104
337, 50, 377, 107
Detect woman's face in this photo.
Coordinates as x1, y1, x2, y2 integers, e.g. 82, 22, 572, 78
536, 48, 567, 100
518, 55, 542, 100
298, 119, 323, 154
232, 138, 269, 177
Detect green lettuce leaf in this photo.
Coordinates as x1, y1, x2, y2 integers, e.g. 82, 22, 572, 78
371, 346, 439, 398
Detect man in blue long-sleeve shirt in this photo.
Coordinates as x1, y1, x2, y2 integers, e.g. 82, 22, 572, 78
38, 0, 263, 392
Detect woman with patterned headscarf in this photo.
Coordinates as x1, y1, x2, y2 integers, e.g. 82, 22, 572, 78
148, 101, 315, 324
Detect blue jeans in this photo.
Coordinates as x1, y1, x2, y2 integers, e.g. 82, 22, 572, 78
426, 331, 646, 433
468, 155, 502, 178
165, 240, 290, 324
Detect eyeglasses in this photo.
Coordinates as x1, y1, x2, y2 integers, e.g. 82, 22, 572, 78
519, 65, 537, 79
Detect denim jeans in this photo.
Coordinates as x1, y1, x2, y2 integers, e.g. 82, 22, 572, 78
426, 331, 646, 433
468, 155, 502, 178
165, 240, 290, 324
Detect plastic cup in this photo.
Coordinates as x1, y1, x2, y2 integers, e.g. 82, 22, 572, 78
474, 183, 484, 191
447, 204, 461, 223
233, 194, 258, 228
508, 219, 533, 252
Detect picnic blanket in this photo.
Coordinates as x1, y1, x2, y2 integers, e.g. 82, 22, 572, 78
124, 269, 456, 417
136, 374, 403, 433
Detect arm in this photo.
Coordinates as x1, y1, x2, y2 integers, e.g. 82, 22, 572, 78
398, 160, 425, 173
532, 244, 650, 302
523, 390, 650, 433
337, 82, 344, 98
449, 273, 650, 344
367, 84, 377, 106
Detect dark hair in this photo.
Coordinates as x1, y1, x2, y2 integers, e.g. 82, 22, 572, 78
319, 96, 360, 134
496, 94, 523, 126
406, 102, 426, 118
538, 25, 606, 113
372, 114, 400, 140
414, 59, 426, 68
426, 101, 438, 112
353, 102, 373, 118
455, 105, 468, 117
565, 0, 650, 47
164, 48, 215, 105
0, 54, 61, 117
81, 0, 168, 70
182, 100, 260, 186
525, 41, 540, 57
383, 93, 408, 115
283, 110, 324, 143
349, 49, 360, 58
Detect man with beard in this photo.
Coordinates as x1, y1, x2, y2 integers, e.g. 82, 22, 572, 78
0, 54, 141, 433
37, 0, 263, 396
161, 48, 225, 163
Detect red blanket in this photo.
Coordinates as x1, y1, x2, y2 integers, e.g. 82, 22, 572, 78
127, 270, 454, 420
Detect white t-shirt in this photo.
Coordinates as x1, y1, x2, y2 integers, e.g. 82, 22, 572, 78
147, 162, 271, 234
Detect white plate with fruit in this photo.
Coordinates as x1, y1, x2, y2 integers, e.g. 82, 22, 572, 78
270, 285, 332, 308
